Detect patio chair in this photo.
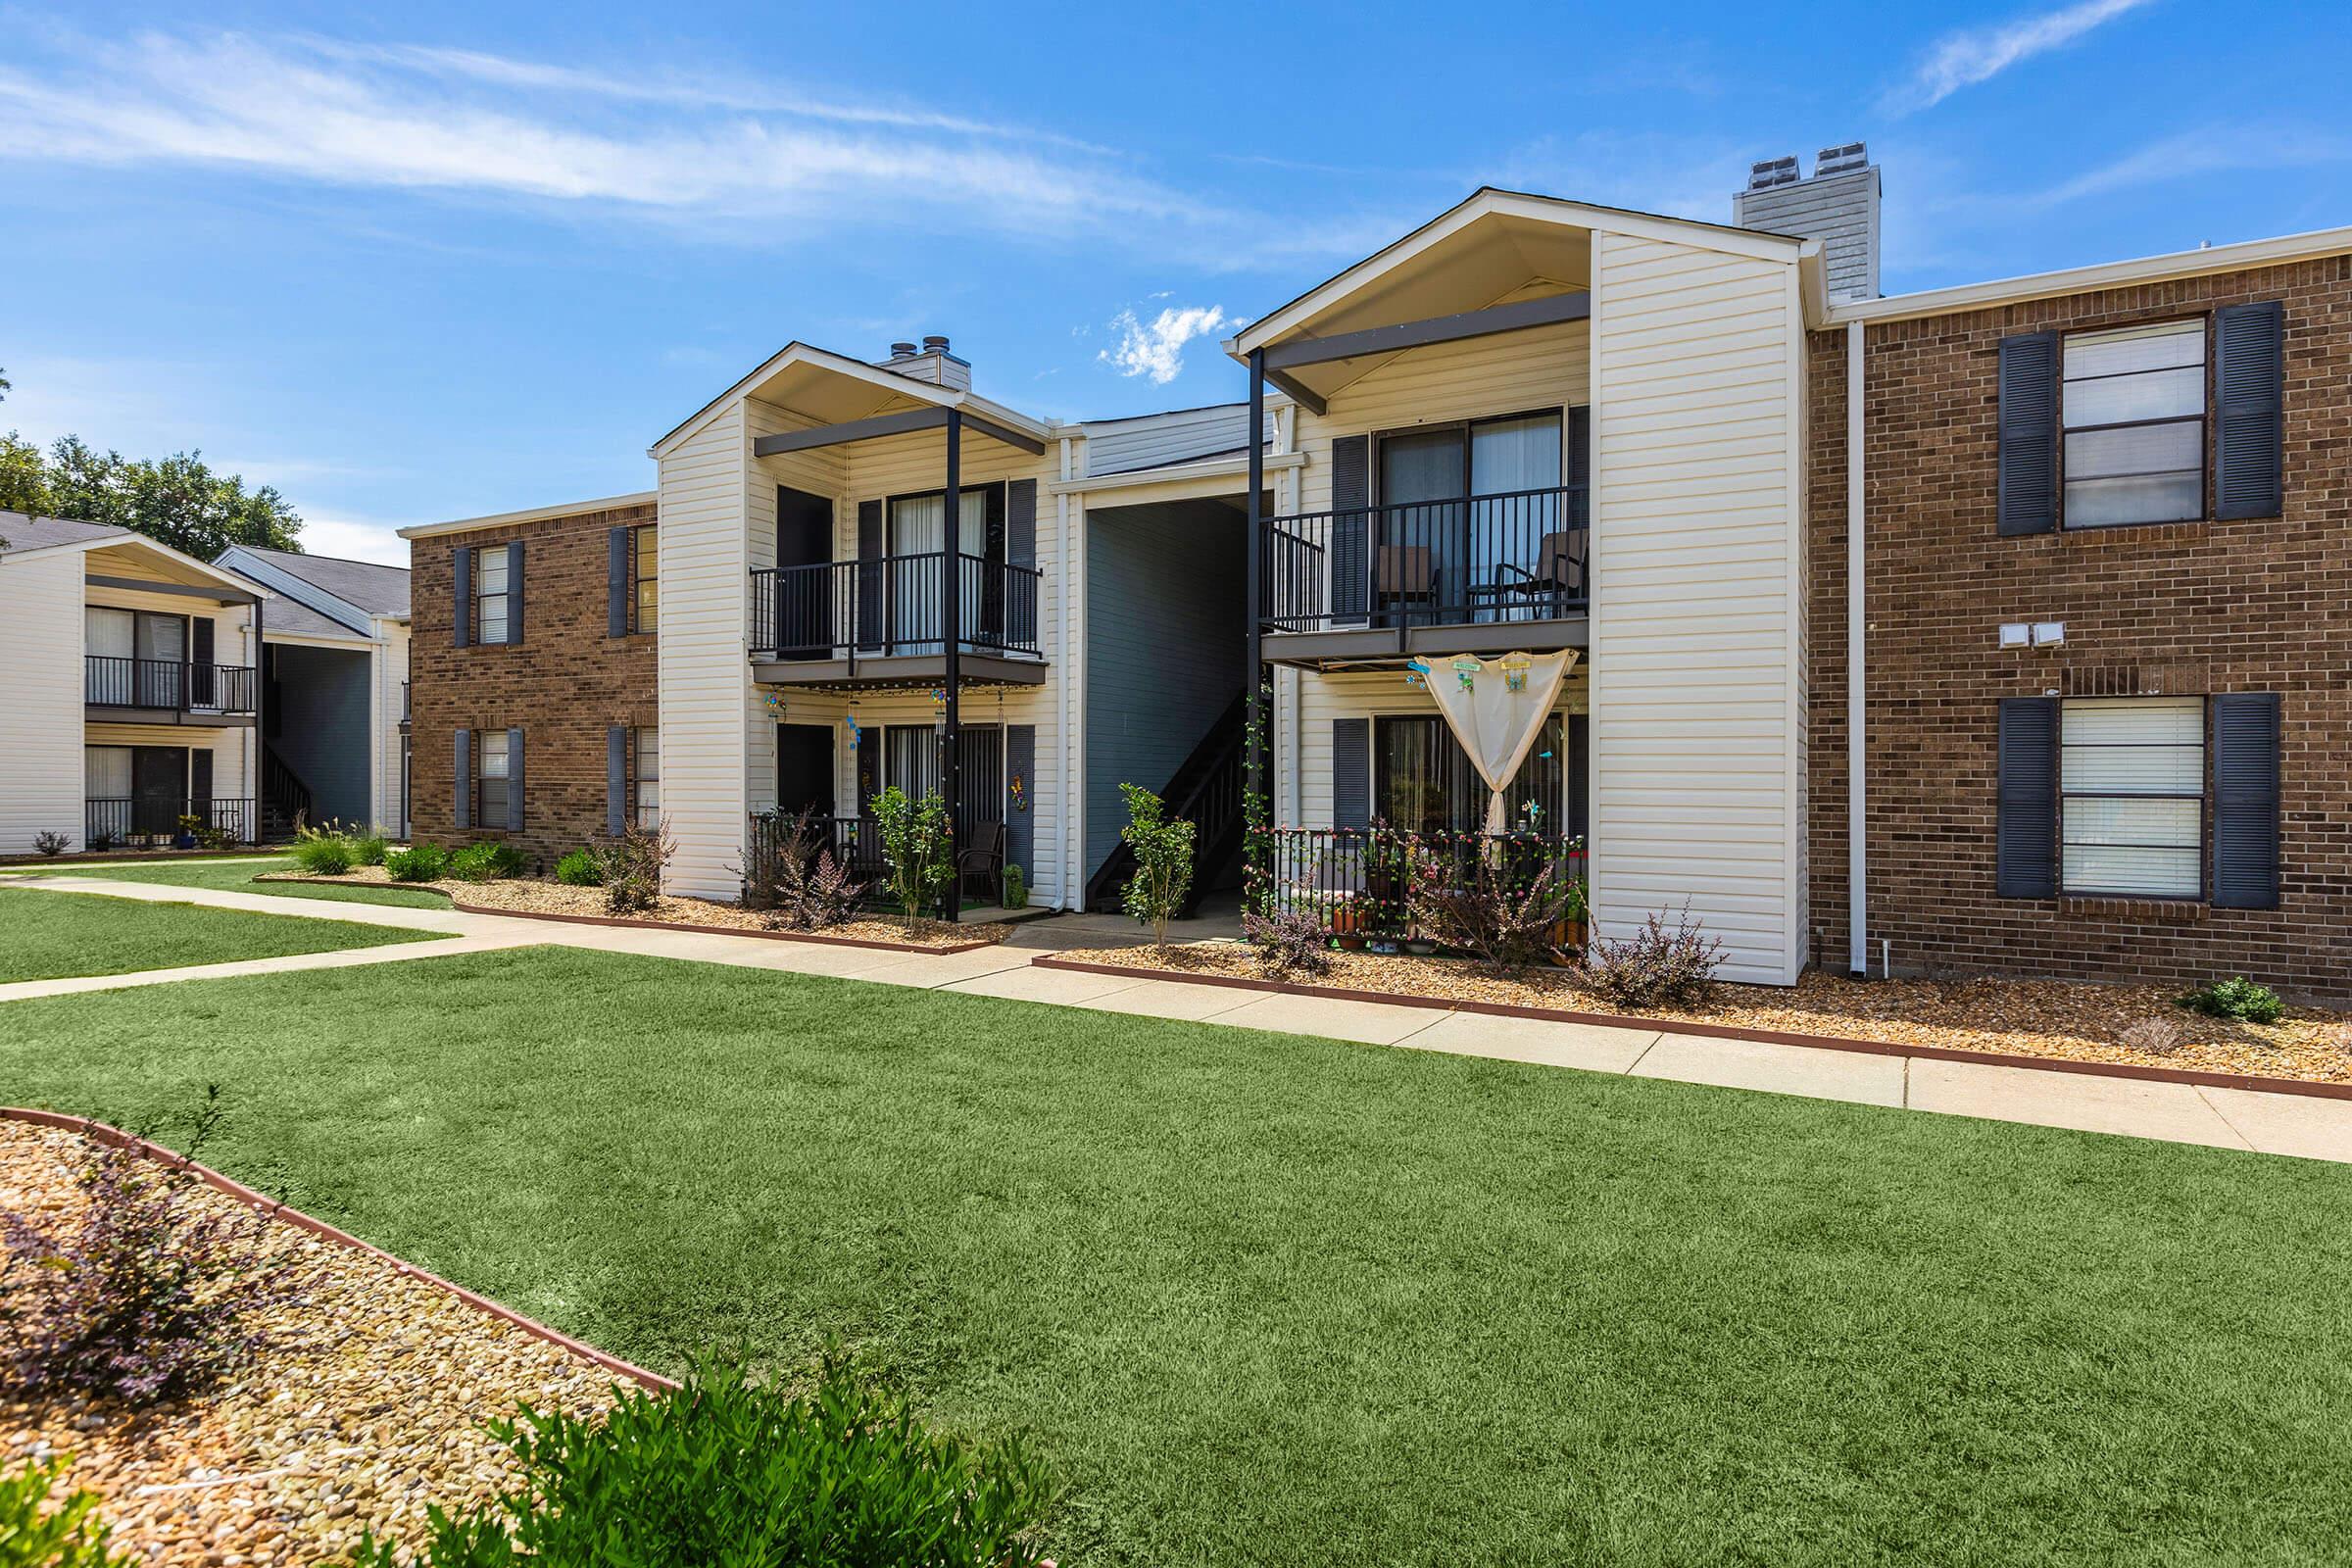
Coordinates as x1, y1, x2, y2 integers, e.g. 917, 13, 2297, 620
957, 820, 1006, 903
1374, 544, 1437, 624
1495, 530, 1584, 614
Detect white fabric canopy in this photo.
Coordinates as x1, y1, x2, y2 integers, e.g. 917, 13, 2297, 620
1420, 651, 1578, 833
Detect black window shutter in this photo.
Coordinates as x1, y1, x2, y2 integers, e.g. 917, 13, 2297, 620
1004, 723, 1035, 884
1997, 332, 2060, 537
190, 748, 213, 813
1333, 717, 1370, 830
509, 727, 525, 832
2212, 693, 2281, 908
506, 541, 525, 645
452, 547, 472, 648
1568, 405, 1592, 529
2215, 301, 2285, 521
454, 728, 472, 829
608, 527, 630, 638
856, 500, 884, 650
1995, 697, 2059, 898
1331, 434, 1369, 620
607, 726, 628, 837
1006, 479, 1037, 568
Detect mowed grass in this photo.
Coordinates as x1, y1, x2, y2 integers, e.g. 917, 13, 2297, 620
16, 854, 451, 909
0, 885, 441, 983
5, 946, 2350, 1565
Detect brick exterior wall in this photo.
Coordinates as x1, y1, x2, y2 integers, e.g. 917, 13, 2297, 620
407, 500, 658, 870
1808, 256, 2352, 998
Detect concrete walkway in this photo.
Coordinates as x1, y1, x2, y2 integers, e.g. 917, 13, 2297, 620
10, 876, 2352, 1164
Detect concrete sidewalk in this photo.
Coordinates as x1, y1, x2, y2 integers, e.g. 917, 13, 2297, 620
10, 876, 2352, 1163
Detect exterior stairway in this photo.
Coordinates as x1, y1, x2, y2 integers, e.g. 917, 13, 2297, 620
1085, 689, 1250, 917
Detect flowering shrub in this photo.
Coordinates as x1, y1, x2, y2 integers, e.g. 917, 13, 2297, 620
352, 1354, 1051, 1568
1242, 906, 1332, 977
1580, 903, 1724, 1009
1404, 847, 1578, 973
746, 812, 865, 930
1, 1094, 291, 1406
597, 820, 672, 913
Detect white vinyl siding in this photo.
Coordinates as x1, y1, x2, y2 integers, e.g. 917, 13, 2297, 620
0, 547, 89, 850
2060, 697, 2204, 898
657, 400, 752, 898
1589, 228, 1807, 986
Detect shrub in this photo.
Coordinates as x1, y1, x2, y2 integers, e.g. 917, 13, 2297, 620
554, 848, 604, 887
871, 787, 954, 922
1118, 783, 1195, 952
447, 842, 527, 883
1579, 902, 1725, 1009
2178, 976, 2284, 1024
746, 812, 863, 930
1003, 862, 1028, 910
597, 820, 671, 914
0, 1093, 290, 1405
0, 1456, 132, 1567
1242, 905, 1332, 977
351, 1355, 1051, 1568
195, 825, 236, 852
289, 825, 356, 876
1405, 849, 1577, 973
32, 830, 70, 858
384, 842, 448, 882
351, 833, 389, 867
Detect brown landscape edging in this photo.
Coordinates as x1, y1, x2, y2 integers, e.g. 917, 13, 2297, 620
0, 849, 278, 869
256, 875, 999, 955
1, 1106, 676, 1393
1029, 956, 2352, 1103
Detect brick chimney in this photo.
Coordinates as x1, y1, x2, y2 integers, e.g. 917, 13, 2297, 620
1733, 142, 1882, 302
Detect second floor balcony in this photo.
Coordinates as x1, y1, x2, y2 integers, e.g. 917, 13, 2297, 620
1258, 484, 1589, 662
749, 552, 1045, 687
85, 655, 258, 720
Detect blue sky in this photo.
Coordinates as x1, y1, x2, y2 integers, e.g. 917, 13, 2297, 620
2, 0, 2344, 564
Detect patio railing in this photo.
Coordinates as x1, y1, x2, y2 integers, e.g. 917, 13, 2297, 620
85, 796, 255, 848
84, 655, 258, 714
1255, 825, 1586, 940
1260, 484, 1588, 634
749, 553, 1043, 661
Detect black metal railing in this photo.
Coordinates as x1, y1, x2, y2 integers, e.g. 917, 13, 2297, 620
84, 656, 258, 714
1260, 485, 1588, 634
84, 796, 255, 848
1257, 826, 1587, 940
749, 553, 1043, 661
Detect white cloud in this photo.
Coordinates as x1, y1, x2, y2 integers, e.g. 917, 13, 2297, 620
1098, 304, 1233, 385
294, 514, 412, 566
2025, 124, 2352, 208
1885, 0, 2157, 114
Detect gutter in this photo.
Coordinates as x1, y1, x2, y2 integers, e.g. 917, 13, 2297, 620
1845, 320, 1867, 977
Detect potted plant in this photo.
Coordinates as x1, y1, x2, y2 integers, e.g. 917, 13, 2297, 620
172, 812, 202, 851
1328, 893, 1366, 947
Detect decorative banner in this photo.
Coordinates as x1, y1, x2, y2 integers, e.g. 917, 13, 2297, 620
1009, 771, 1028, 813
1421, 651, 1580, 833
1404, 658, 1431, 691
761, 688, 790, 718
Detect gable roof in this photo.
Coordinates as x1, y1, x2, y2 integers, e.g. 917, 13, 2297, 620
0, 512, 270, 600
648, 340, 1052, 461
224, 544, 410, 617
0, 513, 128, 556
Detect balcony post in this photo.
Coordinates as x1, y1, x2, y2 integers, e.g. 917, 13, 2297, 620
1245, 349, 1266, 823
941, 410, 962, 923
252, 596, 266, 846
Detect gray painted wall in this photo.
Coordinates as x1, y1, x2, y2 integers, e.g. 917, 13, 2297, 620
1084, 498, 1247, 878
1082, 404, 1275, 477
1734, 165, 1880, 301
270, 644, 373, 827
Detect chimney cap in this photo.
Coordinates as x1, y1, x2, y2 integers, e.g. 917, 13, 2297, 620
1747, 156, 1799, 191
888, 340, 918, 359
1815, 141, 1869, 177
921, 334, 951, 353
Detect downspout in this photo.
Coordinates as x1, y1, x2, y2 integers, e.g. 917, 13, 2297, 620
1058, 433, 1080, 910
1845, 319, 1868, 976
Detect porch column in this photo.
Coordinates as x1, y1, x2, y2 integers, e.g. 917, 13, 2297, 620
1245, 350, 1266, 820
941, 410, 962, 922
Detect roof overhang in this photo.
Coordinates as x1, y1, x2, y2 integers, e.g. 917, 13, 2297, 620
61, 534, 273, 603
1826, 222, 2352, 325
1046, 449, 1305, 500
651, 341, 1051, 462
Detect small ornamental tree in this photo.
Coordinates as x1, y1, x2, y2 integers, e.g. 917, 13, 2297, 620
871, 786, 955, 922
1119, 782, 1195, 952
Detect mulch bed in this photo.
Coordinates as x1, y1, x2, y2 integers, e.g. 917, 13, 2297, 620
0, 1117, 654, 1567
1053, 942, 2352, 1087
255, 868, 1006, 953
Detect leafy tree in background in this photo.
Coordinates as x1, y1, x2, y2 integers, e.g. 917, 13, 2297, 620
0, 405, 303, 558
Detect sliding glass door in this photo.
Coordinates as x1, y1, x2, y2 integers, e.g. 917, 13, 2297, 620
1375, 412, 1563, 624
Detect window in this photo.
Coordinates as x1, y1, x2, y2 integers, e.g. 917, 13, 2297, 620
475, 548, 511, 644
2062, 319, 2205, 528
632, 525, 659, 633
883, 724, 940, 802
2060, 697, 2204, 898
1374, 714, 1564, 837
633, 726, 661, 828
477, 729, 512, 830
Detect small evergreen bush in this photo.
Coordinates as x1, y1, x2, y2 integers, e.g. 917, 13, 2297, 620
871, 787, 954, 922
0, 1456, 132, 1567
2177, 976, 2284, 1024
447, 842, 527, 883
555, 848, 604, 887
289, 826, 356, 876
384, 843, 448, 882
1118, 783, 1195, 952
351, 833, 390, 866
351, 1355, 1051, 1568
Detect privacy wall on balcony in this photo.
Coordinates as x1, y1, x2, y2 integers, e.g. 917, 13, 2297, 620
1590, 228, 1808, 987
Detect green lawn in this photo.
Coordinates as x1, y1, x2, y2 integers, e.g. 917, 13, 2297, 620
4, 948, 2348, 1565
0, 885, 441, 983
15, 854, 451, 908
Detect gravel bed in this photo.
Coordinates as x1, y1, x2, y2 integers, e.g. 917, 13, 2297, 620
1, 1121, 623, 1565
255, 869, 1004, 950
1059, 943, 2352, 1085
